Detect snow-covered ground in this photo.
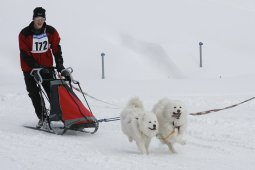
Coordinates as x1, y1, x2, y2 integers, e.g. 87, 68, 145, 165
1, 0, 255, 170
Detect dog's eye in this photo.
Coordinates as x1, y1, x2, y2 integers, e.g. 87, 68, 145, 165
174, 107, 177, 109
180, 106, 182, 108
149, 121, 152, 123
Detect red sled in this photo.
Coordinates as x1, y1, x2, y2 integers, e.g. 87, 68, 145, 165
30, 68, 99, 135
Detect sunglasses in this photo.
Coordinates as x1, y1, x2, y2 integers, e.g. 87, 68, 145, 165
34, 17, 45, 22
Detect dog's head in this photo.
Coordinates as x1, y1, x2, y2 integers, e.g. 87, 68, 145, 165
164, 100, 187, 120
139, 111, 159, 137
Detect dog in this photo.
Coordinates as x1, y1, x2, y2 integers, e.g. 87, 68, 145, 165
153, 98, 187, 153
120, 97, 158, 154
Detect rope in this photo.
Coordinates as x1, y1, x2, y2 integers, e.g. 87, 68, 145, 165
97, 117, 120, 123
189, 97, 255, 116
83, 97, 255, 124
81, 97, 255, 123
71, 85, 121, 108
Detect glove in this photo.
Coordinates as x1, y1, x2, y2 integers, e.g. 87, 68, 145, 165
40, 68, 50, 74
56, 64, 65, 73
61, 69, 71, 81
33, 64, 50, 74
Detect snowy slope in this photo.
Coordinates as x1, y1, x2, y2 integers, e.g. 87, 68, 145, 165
1, 84, 255, 170
1, 0, 255, 170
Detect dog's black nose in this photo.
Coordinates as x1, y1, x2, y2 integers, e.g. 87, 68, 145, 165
153, 124, 156, 128
177, 109, 181, 113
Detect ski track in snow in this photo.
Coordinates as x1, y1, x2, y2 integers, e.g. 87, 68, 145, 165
1, 92, 255, 170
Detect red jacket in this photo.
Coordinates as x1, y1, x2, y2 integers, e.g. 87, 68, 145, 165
19, 22, 63, 72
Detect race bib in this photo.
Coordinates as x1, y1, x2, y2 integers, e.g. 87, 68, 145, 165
31, 33, 49, 53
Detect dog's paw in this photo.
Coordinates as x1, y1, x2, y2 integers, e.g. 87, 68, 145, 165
179, 139, 186, 145
175, 136, 186, 145
139, 148, 148, 155
167, 143, 177, 153
169, 147, 177, 153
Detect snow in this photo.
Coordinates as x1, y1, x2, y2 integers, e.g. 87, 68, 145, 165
1, 0, 255, 169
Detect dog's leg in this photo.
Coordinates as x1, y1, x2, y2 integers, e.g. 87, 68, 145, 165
166, 142, 177, 153
136, 140, 147, 154
144, 138, 151, 155
175, 135, 186, 145
175, 126, 186, 145
130, 122, 147, 154
178, 139, 186, 145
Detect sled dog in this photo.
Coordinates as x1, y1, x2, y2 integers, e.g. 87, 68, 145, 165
153, 98, 187, 153
120, 97, 158, 154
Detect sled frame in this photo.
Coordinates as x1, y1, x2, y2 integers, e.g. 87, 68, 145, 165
30, 67, 99, 135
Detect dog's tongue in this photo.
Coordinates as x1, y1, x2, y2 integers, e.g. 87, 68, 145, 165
173, 112, 181, 119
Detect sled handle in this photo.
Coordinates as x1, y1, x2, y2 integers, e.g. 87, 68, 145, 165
60, 67, 79, 84
30, 68, 44, 84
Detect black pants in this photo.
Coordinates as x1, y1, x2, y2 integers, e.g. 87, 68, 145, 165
23, 72, 53, 120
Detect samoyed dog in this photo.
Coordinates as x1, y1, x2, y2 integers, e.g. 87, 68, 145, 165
120, 97, 158, 154
153, 98, 187, 153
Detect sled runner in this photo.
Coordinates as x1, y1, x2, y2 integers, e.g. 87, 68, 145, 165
29, 67, 99, 135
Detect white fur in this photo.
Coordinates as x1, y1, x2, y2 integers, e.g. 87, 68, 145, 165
153, 98, 187, 153
120, 97, 158, 154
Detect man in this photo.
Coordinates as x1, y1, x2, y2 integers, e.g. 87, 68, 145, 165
19, 7, 69, 128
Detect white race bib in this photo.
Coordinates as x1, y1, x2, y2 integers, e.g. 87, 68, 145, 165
31, 33, 49, 53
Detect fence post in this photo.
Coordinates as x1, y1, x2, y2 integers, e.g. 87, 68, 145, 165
101, 53, 105, 79
199, 42, 203, 67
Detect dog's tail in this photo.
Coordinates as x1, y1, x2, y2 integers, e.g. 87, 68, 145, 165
127, 97, 144, 109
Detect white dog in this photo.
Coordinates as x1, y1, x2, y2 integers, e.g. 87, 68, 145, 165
120, 97, 158, 154
153, 98, 187, 153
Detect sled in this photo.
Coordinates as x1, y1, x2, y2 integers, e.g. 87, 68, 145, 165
29, 67, 99, 135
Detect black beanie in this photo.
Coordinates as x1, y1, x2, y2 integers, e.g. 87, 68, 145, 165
33, 7, 46, 20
